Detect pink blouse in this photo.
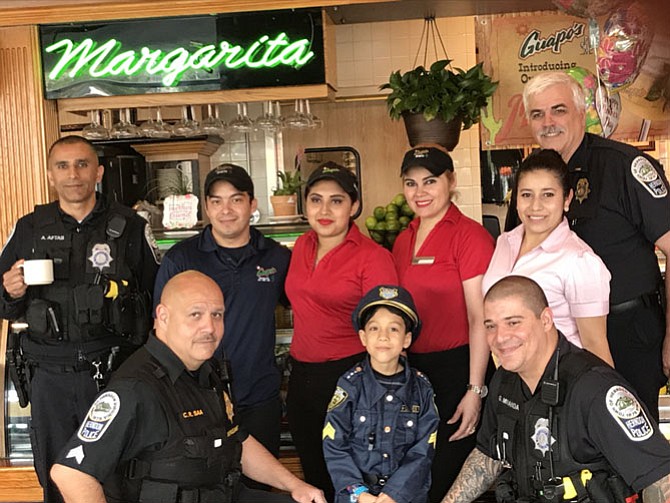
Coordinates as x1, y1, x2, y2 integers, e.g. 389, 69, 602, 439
482, 218, 611, 347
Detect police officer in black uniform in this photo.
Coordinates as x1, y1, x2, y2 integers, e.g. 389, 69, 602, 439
442, 276, 670, 503
51, 271, 326, 503
516, 71, 670, 422
0, 135, 159, 503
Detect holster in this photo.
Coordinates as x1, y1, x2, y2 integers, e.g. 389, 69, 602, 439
6, 331, 30, 407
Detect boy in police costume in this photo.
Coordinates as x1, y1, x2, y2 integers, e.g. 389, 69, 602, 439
323, 285, 439, 503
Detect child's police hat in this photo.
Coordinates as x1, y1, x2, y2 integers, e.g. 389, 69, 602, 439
352, 285, 421, 341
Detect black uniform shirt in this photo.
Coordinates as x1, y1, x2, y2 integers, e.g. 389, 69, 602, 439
55, 335, 248, 483
153, 225, 290, 407
0, 194, 159, 320
477, 335, 670, 492
566, 133, 670, 303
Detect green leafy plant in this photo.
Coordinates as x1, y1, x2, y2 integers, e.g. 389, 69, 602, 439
272, 170, 303, 196
380, 59, 499, 130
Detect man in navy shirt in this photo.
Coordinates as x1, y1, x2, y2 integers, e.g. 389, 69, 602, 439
154, 164, 291, 469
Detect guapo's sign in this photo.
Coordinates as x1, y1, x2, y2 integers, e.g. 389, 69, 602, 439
40, 9, 325, 99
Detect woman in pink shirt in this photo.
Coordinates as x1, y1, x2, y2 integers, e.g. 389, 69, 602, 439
285, 163, 397, 501
483, 149, 613, 364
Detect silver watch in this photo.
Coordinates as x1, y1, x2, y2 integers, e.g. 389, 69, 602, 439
466, 384, 488, 398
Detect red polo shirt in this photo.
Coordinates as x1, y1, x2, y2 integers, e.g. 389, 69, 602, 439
287, 224, 398, 362
393, 204, 494, 353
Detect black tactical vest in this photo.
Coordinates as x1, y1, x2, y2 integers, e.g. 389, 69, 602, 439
24, 201, 149, 347
107, 349, 242, 503
494, 348, 631, 502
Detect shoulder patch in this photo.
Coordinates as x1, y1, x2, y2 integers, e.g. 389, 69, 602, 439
77, 391, 120, 442
605, 385, 653, 441
327, 386, 348, 411
144, 223, 161, 264
631, 156, 667, 199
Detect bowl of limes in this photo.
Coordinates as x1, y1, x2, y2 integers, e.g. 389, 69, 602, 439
365, 193, 415, 250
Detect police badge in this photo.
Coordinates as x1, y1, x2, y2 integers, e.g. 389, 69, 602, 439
88, 243, 114, 271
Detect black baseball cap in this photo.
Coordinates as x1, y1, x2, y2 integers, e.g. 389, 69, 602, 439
401, 146, 454, 176
306, 162, 359, 203
352, 285, 421, 342
204, 164, 254, 199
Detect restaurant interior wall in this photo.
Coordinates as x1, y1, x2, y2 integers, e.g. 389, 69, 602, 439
284, 15, 485, 224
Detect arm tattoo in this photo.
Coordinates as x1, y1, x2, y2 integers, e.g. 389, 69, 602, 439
642, 473, 670, 503
441, 449, 503, 503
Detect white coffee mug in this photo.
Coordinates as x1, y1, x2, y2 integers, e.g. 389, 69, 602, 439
19, 259, 54, 286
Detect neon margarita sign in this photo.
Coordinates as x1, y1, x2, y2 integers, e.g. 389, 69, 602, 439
45, 33, 316, 87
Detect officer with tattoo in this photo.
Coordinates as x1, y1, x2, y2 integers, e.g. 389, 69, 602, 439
0, 135, 158, 503
443, 276, 670, 503
51, 271, 326, 503
515, 71, 670, 421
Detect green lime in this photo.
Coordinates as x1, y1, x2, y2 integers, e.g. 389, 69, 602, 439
386, 220, 400, 232
392, 193, 406, 207
385, 232, 398, 248
370, 230, 384, 244
365, 216, 378, 230
401, 203, 414, 217
386, 203, 399, 215
373, 206, 386, 220
385, 212, 398, 222
375, 221, 387, 231
399, 216, 411, 226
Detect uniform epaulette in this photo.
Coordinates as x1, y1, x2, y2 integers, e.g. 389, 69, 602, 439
413, 369, 431, 385
344, 365, 365, 381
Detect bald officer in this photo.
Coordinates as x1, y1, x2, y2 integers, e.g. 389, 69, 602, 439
51, 271, 326, 503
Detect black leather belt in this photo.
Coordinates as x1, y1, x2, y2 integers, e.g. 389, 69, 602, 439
610, 291, 660, 315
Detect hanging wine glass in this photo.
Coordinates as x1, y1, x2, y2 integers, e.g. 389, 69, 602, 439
199, 104, 226, 136
110, 108, 140, 139
304, 100, 323, 129
254, 100, 282, 133
172, 105, 199, 137
274, 101, 285, 129
228, 102, 254, 133
82, 110, 109, 140
284, 99, 313, 129
150, 108, 172, 138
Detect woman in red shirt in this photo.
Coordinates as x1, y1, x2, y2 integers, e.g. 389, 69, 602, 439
286, 162, 397, 501
393, 145, 494, 502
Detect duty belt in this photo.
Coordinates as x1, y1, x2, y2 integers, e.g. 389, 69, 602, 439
610, 291, 661, 315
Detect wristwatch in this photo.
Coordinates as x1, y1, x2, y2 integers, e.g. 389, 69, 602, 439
466, 384, 488, 398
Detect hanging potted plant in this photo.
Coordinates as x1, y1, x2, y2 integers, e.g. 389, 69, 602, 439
270, 170, 303, 217
380, 59, 498, 150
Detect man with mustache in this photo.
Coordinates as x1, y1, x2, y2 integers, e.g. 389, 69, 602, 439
50, 271, 326, 503
442, 276, 670, 503
0, 135, 159, 503
520, 71, 670, 422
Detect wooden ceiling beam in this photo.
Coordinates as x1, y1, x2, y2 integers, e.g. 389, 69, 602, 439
0, 0, 392, 27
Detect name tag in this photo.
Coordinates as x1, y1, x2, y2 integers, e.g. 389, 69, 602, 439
412, 256, 435, 265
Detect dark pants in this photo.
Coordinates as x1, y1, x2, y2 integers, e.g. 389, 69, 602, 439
237, 484, 295, 503
286, 353, 365, 503
607, 294, 666, 423
237, 397, 282, 490
29, 365, 99, 503
409, 346, 494, 503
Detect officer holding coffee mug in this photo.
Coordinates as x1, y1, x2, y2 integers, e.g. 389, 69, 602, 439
0, 135, 159, 503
